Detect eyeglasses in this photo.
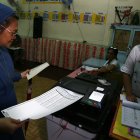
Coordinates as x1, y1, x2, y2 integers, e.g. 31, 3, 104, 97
0, 24, 17, 37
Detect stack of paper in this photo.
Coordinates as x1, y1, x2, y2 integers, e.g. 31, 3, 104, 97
122, 100, 140, 130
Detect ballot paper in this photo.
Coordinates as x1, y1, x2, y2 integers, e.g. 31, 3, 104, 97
98, 79, 111, 86
27, 62, 49, 80
84, 66, 98, 71
1, 86, 83, 121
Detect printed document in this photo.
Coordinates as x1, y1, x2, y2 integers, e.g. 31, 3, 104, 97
1, 86, 83, 121
122, 100, 140, 130
27, 62, 49, 80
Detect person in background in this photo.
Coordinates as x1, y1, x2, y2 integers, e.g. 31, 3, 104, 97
90, 47, 119, 75
121, 45, 140, 102
0, 3, 29, 139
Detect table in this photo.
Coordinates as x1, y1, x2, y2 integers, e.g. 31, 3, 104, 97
67, 66, 97, 78
67, 67, 88, 78
82, 57, 106, 68
109, 101, 139, 140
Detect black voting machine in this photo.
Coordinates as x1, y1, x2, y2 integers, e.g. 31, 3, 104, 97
52, 72, 122, 135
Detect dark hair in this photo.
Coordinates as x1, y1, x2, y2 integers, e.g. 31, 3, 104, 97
108, 47, 118, 58
0, 14, 19, 33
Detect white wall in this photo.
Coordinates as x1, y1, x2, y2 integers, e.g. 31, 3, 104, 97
1, 0, 140, 46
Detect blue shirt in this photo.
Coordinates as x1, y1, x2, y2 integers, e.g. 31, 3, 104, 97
0, 47, 21, 116
0, 47, 25, 140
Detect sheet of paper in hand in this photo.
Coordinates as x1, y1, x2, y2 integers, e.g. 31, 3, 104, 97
27, 62, 49, 80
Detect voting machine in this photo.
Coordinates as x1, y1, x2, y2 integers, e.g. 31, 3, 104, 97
54, 75, 119, 133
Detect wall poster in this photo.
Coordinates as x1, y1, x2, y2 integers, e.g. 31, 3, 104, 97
23, 0, 62, 4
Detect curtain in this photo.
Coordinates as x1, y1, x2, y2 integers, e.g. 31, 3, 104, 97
21, 37, 107, 70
